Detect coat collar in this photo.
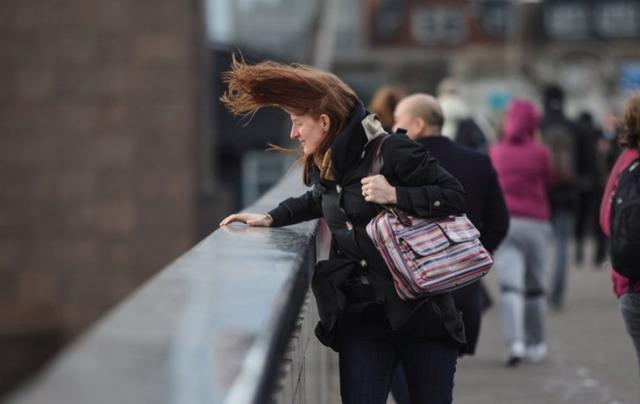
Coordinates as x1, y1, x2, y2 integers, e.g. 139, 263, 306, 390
330, 101, 387, 181
361, 113, 387, 144
417, 135, 451, 149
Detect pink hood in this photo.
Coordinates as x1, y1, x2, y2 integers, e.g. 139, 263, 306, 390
489, 99, 553, 220
502, 99, 540, 143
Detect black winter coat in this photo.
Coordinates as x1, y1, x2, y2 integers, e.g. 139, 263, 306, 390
417, 136, 509, 354
268, 102, 467, 351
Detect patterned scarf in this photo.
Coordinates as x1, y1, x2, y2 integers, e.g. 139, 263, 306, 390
315, 149, 335, 181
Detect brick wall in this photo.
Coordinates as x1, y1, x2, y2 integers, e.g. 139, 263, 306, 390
0, 0, 211, 394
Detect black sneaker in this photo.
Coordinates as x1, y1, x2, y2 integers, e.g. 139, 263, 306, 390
505, 355, 522, 367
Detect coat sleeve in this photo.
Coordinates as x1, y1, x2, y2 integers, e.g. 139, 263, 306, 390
382, 135, 467, 217
267, 170, 324, 227
479, 158, 510, 253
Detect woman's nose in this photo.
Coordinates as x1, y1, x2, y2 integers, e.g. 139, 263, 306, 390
289, 126, 299, 140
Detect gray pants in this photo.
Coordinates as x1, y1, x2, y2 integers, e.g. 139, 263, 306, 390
495, 217, 552, 347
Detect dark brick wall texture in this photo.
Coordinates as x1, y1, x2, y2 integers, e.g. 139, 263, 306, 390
0, 0, 211, 393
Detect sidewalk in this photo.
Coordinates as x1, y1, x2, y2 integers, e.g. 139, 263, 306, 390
454, 244, 640, 404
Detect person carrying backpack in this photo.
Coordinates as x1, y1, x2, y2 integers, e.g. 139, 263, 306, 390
574, 111, 605, 266
539, 85, 581, 310
600, 91, 640, 374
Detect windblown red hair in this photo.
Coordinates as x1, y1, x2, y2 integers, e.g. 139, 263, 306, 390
220, 53, 358, 184
620, 91, 640, 150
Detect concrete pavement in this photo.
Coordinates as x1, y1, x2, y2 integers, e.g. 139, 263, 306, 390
454, 242, 640, 404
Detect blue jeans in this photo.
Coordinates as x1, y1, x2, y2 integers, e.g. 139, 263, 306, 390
390, 364, 412, 404
339, 333, 458, 404
550, 210, 574, 308
619, 292, 640, 375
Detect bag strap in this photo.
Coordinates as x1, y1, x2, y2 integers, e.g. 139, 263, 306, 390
367, 134, 390, 177
367, 129, 409, 176
366, 132, 412, 226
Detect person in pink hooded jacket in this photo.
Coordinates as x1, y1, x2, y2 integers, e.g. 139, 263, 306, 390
489, 99, 555, 366
599, 92, 640, 374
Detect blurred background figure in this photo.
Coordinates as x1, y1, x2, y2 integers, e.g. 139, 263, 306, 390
489, 99, 554, 367
437, 78, 490, 153
368, 85, 408, 132
456, 118, 490, 154
539, 84, 581, 310
602, 109, 624, 176
438, 78, 470, 140
574, 111, 607, 266
599, 91, 640, 374
389, 93, 509, 403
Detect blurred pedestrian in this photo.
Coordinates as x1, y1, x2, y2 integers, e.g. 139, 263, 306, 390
539, 84, 581, 310
574, 111, 607, 265
389, 94, 509, 402
602, 109, 623, 170
599, 91, 640, 374
455, 117, 489, 154
593, 108, 624, 265
219, 55, 467, 404
368, 85, 407, 132
437, 78, 494, 151
489, 99, 554, 366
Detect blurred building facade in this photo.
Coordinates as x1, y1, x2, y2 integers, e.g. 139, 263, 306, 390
206, 0, 640, 124
0, 0, 216, 396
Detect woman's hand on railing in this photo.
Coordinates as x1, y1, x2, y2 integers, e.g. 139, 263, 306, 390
219, 212, 273, 227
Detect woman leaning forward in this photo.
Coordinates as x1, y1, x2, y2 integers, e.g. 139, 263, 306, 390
219, 55, 468, 404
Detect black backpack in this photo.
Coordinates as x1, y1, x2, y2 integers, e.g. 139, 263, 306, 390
610, 158, 640, 281
540, 122, 578, 184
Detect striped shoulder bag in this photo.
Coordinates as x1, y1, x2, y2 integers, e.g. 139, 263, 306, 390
365, 135, 494, 300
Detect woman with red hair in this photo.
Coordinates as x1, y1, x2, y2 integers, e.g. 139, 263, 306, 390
219, 55, 467, 403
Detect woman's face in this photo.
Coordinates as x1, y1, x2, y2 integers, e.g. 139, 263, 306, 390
289, 113, 329, 155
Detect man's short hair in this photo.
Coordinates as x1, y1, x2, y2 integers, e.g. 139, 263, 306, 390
405, 93, 444, 130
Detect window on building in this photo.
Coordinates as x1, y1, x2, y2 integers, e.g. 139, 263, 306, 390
373, 0, 406, 41
411, 7, 465, 44
595, 2, 639, 38
481, 1, 511, 37
545, 3, 589, 39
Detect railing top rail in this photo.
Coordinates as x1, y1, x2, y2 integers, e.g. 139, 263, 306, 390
6, 167, 318, 404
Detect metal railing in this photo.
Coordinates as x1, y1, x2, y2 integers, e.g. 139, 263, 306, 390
5, 167, 333, 404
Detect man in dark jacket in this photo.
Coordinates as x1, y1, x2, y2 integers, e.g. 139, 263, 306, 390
389, 93, 510, 403
394, 93, 510, 351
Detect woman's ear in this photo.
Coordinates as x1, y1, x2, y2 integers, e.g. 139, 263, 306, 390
319, 114, 331, 132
